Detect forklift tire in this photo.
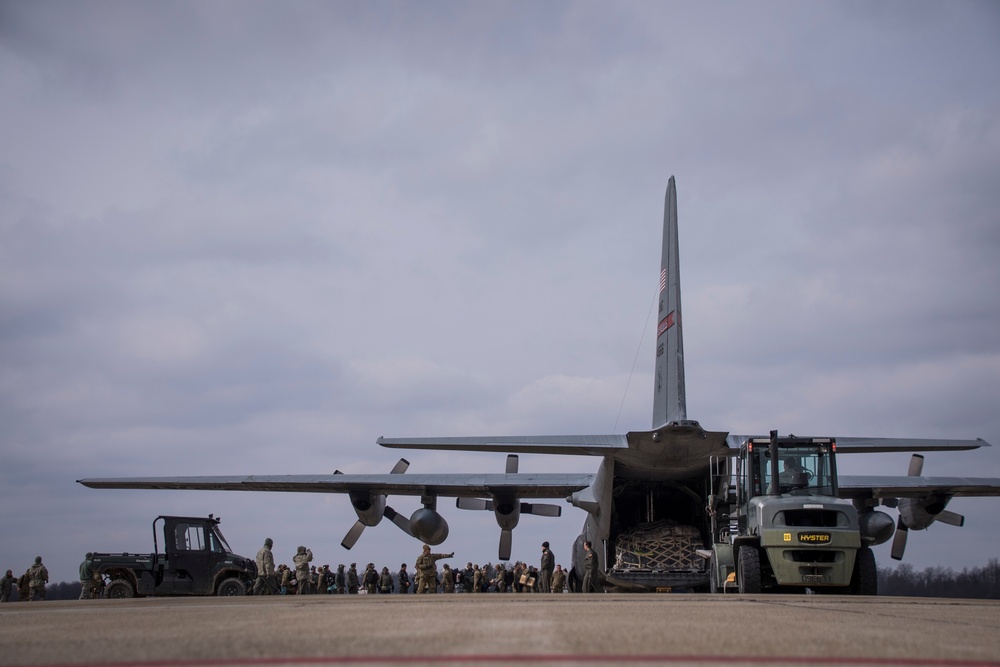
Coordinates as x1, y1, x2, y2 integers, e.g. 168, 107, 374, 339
849, 546, 878, 596
105, 580, 135, 599
217, 577, 246, 596
737, 545, 762, 594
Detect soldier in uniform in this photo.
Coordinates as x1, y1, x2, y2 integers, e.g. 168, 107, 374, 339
335, 564, 346, 594
415, 544, 453, 594
364, 563, 378, 594
253, 538, 277, 595
539, 541, 554, 593
551, 564, 566, 593
78, 553, 95, 599
316, 565, 329, 594
398, 563, 410, 594
378, 566, 394, 594
28, 556, 48, 601
462, 562, 474, 593
493, 563, 507, 593
347, 563, 359, 594
279, 564, 293, 594
472, 564, 482, 593
441, 563, 455, 593
1, 569, 14, 602
293, 546, 313, 594
582, 541, 604, 593
16, 570, 29, 602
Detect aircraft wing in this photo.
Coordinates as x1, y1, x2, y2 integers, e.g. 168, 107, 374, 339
834, 437, 990, 453
377, 434, 630, 456
77, 473, 595, 498
837, 475, 1000, 500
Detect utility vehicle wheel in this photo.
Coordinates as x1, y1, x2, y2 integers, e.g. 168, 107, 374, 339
850, 546, 877, 596
737, 546, 761, 594
217, 577, 246, 596
105, 580, 135, 599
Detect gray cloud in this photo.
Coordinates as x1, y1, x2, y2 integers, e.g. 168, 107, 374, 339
1, 1, 998, 582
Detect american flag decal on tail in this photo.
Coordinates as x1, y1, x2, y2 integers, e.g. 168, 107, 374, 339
657, 311, 675, 337
659, 268, 667, 293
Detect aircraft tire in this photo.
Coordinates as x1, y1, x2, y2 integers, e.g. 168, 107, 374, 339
737, 545, 761, 594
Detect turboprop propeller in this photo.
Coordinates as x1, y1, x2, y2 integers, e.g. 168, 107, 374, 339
889, 454, 965, 560
455, 454, 562, 560
339, 458, 414, 549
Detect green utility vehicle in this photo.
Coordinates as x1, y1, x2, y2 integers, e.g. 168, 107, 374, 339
91, 515, 256, 598
708, 431, 877, 595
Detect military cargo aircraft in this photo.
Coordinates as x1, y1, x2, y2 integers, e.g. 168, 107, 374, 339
80, 177, 1000, 592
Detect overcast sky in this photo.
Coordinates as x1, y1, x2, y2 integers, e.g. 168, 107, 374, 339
2, 1, 999, 585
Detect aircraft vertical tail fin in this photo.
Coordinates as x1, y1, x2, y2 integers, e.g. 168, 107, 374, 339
652, 176, 686, 428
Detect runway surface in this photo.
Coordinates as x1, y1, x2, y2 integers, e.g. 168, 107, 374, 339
1, 594, 999, 667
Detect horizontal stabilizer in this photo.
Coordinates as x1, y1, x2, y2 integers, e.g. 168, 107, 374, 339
377, 434, 629, 456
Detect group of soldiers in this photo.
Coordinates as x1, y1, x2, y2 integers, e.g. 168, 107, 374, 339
2, 537, 604, 601
251, 539, 595, 595
0, 557, 51, 602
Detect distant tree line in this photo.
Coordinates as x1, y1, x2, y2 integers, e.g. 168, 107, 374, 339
878, 559, 1000, 599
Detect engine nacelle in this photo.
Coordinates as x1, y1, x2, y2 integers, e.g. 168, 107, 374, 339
349, 492, 386, 527
493, 495, 521, 531
898, 494, 952, 531
858, 510, 895, 545
409, 508, 449, 545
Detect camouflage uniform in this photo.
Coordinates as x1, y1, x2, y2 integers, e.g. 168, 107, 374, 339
462, 563, 474, 593
347, 564, 359, 594
441, 564, 455, 593
378, 567, 394, 594
583, 543, 603, 593
16, 571, 29, 601
0, 570, 14, 602
493, 565, 507, 593
415, 546, 453, 594
293, 546, 313, 594
280, 566, 293, 594
335, 564, 346, 594
253, 538, 277, 595
551, 565, 566, 593
472, 565, 482, 593
539, 542, 554, 593
363, 564, 378, 594
28, 557, 48, 601
78, 554, 96, 600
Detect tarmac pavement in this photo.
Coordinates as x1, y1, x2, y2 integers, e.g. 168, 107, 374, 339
1, 594, 999, 667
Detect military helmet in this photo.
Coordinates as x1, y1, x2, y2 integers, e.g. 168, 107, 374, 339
297, 545, 306, 553
264, 538, 273, 548
86, 552, 93, 559
34, 556, 41, 564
